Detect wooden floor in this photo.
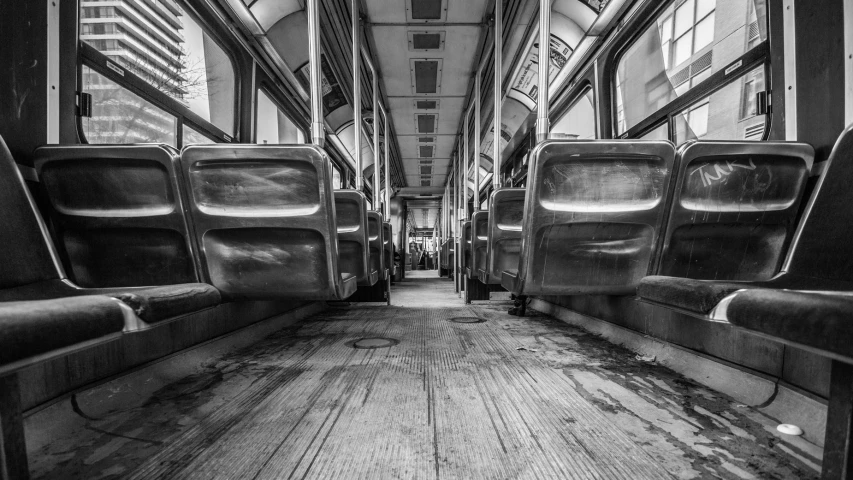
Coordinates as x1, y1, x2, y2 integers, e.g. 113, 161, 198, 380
30, 271, 821, 479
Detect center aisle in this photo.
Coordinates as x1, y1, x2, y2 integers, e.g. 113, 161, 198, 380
32, 270, 819, 479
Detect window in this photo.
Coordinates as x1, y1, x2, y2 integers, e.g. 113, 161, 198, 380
616, 0, 766, 136
739, 69, 765, 119
256, 89, 305, 144
332, 166, 342, 190
80, 0, 236, 134
551, 89, 596, 140
640, 123, 669, 140
81, 66, 176, 146
674, 66, 766, 144
183, 124, 216, 145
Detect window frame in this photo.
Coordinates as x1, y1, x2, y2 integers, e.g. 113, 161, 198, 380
551, 84, 598, 140
611, 0, 771, 142
76, 0, 240, 147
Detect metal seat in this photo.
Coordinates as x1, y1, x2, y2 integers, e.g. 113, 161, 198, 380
365, 211, 383, 286
34, 144, 200, 287
655, 141, 814, 281
180, 145, 356, 300
480, 188, 525, 285
502, 140, 676, 295
383, 222, 394, 279
334, 190, 374, 287
462, 221, 472, 278
470, 211, 489, 280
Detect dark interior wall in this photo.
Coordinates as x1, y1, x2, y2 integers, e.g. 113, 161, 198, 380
793, 0, 846, 162
0, 0, 48, 165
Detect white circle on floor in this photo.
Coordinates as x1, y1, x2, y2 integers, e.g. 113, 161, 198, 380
776, 424, 803, 436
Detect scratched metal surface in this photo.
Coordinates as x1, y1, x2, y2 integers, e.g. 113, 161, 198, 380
180, 145, 349, 300
656, 142, 814, 280
462, 220, 472, 276
485, 188, 525, 284
30, 271, 820, 479
517, 141, 676, 295
366, 211, 384, 284
383, 222, 393, 278
471, 211, 489, 279
34, 145, 200, 287
334, 191, 370, 283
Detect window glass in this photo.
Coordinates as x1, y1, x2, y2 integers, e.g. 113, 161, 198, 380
256, 90, 305, 144
615, 0, 766, 135
640, 123, 669, 140
82, 65, 176, 145
332, 166, 342, 189
183, 124, 216, 145
551, 90, 596, 139
80, 0, 236, 134
673, 66, 767, 145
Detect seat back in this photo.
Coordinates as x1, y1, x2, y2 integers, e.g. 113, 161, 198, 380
656, 141, 813, 281
365, 211, 383, 285
471, 211, 489, 280
0, 137, 62, 289
783, 124, 853, 282
462, 221, 472, 278
483, 188, 525, 285
180, 144, 351, 300
383, 222, 394, 278
515, 140, 676, 295
334, 190, 372, 286
440, 240, 449, 269
34, 145, 199, 288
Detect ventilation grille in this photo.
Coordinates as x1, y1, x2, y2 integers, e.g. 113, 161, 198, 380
748, 21, 760, 40
420, 165, 432, 175
420, 178, 432, 186
692, 51, 713, 73
744, 123, 765, 140
416, 100, 438, 110
410, 0, 443, 19
418, 136, 435, 143
412, 33, 442, 50
419, 145, 434, 158
416, 114, 437, 133
413, 60, 439, 94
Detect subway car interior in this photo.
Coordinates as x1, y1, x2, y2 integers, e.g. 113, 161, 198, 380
1, 0, 852, 478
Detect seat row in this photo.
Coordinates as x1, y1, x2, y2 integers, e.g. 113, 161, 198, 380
467, 126, 853, 478
0, 138, 391, 479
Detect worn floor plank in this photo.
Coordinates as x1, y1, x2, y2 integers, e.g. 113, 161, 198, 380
30, 271, 821, 479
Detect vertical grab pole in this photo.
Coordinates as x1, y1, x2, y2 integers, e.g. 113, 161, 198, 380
473, 67, 481, 213
371, 62, 380, 211
493, 0, 503, 191
383, 105, 390, 219
352, 0, 363, 190
464, 107, 471, 222
535, 0, 551, 144
308, 0, 324, 147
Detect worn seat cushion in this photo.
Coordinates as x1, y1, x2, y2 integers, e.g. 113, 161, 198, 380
728, 289, 853, 362
0, 296, 125, 365
637, 275, 853, 314
0, 281, 221, 323
637, 276, 755, 313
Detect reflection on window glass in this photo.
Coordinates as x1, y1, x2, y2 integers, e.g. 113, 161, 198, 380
615, 0, 766, 134
551, 89, 596, 140
82, 66, 176, 145
332, 167, 342, 189
674, 66, 766, 145
80, 0, 236, 134
256, 90, 305, 144
640, 123, 669, 141
183, 124, 216, 145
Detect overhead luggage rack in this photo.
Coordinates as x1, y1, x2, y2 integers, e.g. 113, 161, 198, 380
502, 140, 676, 296
181, 144, 357, 301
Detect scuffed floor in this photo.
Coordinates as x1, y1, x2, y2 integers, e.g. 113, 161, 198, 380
29, 271, 820, 479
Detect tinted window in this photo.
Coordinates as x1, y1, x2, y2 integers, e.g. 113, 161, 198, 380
615, 0, 767, 135
80, 0, 236, 134
82, 66, 176, 145
256, 90, 305, 144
